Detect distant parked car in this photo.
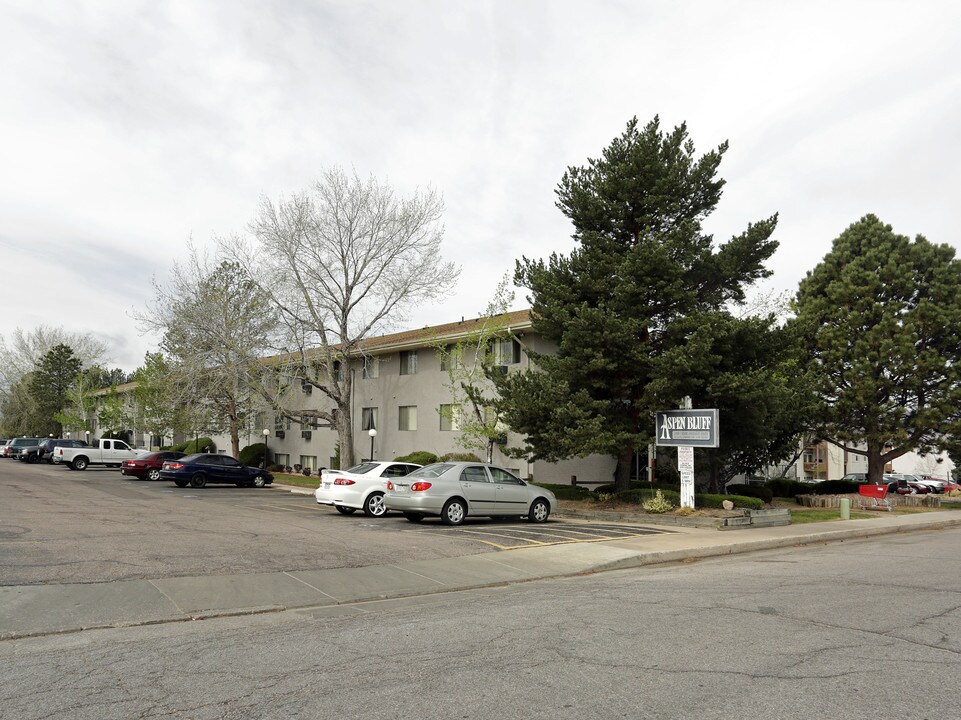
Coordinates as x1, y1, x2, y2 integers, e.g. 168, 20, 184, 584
121, 451, 187, 481
841, 473, 868, 483
885, 475, 931, 495
2, 438, 43, 459
19, 438, 88, 464
888, 473, 942, 494
315, 461, 422, 517
385, 462, 556, 525
160, 453, 273, 488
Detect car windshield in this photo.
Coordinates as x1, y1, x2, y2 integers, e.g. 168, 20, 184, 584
406, 463, 455, 478
345, 463, 379, 474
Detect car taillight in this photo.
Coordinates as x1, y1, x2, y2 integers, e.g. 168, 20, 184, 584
165, 462, 184, 470
410, 482, 432, 492
386, 481, 394, 490
333, 478, 355, 485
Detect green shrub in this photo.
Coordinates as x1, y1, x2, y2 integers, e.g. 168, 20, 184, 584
696, 493, 764, 510
170, 442, 188, 453
809, 480, 861, 495
393, 451, 439, 465
616, 488, 681, 506
727, 484, 773, 503
764, 477, 808, 498
531, 483, 593, 500
175, 437, 215, 455
440, 452, 483, 462
239, 443, 267, 467
643, 490, 675, 513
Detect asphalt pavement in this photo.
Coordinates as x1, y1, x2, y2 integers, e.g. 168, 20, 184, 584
3, 482, 961, 641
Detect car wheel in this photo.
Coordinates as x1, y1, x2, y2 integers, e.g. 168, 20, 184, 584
441, 498, 467, 526
174, 479, 189, 488
251, 474, 266, 488
146, 469, 161, 481
334, 505, 357, 514
363, 492, 386, 517
72, 457, 88, 471
189, 473, 207, 489
528, 498, 550, 523
27, 454, 38, 464
404, 512, 425, 523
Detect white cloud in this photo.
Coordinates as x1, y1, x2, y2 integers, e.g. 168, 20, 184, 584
1, 0, 960, 369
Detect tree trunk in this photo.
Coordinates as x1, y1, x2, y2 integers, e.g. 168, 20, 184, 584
866, 441, 885, 483
613, 444, 634, 493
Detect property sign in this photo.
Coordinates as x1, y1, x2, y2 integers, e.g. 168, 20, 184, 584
654, 409, 719, 448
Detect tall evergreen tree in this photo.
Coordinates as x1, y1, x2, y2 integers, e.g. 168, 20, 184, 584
30, 343, 82, 436
496, 116, 778, 490
791, 214, 961, 482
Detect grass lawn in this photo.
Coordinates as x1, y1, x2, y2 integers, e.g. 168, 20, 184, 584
273, 473, 320, 489
788, 508, 878, 523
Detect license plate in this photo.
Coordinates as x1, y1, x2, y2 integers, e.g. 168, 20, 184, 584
323, 482, 331, 489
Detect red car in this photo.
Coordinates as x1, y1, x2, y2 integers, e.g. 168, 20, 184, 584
121, 451, 186, 481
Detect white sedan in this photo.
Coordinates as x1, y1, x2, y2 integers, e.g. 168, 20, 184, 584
315, 461, 422, 517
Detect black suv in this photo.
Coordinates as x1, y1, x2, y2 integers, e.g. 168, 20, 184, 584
19, 438, 88, 464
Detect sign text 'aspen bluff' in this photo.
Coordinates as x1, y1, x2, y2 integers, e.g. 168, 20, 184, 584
654, 409, 719, 448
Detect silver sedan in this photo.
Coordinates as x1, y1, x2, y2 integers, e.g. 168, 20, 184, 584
384, 462, 556, 525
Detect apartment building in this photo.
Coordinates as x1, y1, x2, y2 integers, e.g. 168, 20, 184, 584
235, 310, 613, 484
86, 310, 614, 485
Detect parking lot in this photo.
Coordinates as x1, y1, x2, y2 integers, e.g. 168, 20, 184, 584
0, 460, 671, 585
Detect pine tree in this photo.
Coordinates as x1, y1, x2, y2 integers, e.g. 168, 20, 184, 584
496, 116, 778, 491
792, 214, 961, 482
30, 343, 82, 436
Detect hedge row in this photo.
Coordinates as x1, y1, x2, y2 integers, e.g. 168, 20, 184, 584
726, 484, 774, 503
532, 483, 594, 501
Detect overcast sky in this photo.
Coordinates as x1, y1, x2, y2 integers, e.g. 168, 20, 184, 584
2, 0, 959, 372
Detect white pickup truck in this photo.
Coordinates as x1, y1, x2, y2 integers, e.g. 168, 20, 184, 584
55, 439, 149, 470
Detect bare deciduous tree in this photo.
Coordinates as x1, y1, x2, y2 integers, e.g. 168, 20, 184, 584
227, 167, 459, 468
138, 247, 278, 457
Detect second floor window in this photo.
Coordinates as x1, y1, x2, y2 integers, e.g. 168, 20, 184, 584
362, 407, 379, 431
491, 338, 521, 365
400, 350, 418, 375
363, 356, 379, 379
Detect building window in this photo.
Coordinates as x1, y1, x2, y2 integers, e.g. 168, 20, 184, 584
300, 455, 317, 471
491, 338, 521, 365
400, 350, 418, 375
439, 404, 459, 431
399, 405, 418, 431
362, 356, 379, 379
301, 379, 312, 395
362, 407, 379, 431
275, 453, 290, 468
274, 415, 291, 432
439, 345, 460, 372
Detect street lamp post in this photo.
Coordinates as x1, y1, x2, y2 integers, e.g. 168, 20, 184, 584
368, 428, 377, 461
262, 428, 270, 469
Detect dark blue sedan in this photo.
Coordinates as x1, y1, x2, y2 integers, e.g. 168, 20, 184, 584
160, 453, 273, 489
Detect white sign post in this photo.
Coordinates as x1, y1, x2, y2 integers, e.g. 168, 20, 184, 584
678, 445, 695, 509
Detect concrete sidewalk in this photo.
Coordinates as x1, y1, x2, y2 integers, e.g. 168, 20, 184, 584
3, 508, 961, 641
